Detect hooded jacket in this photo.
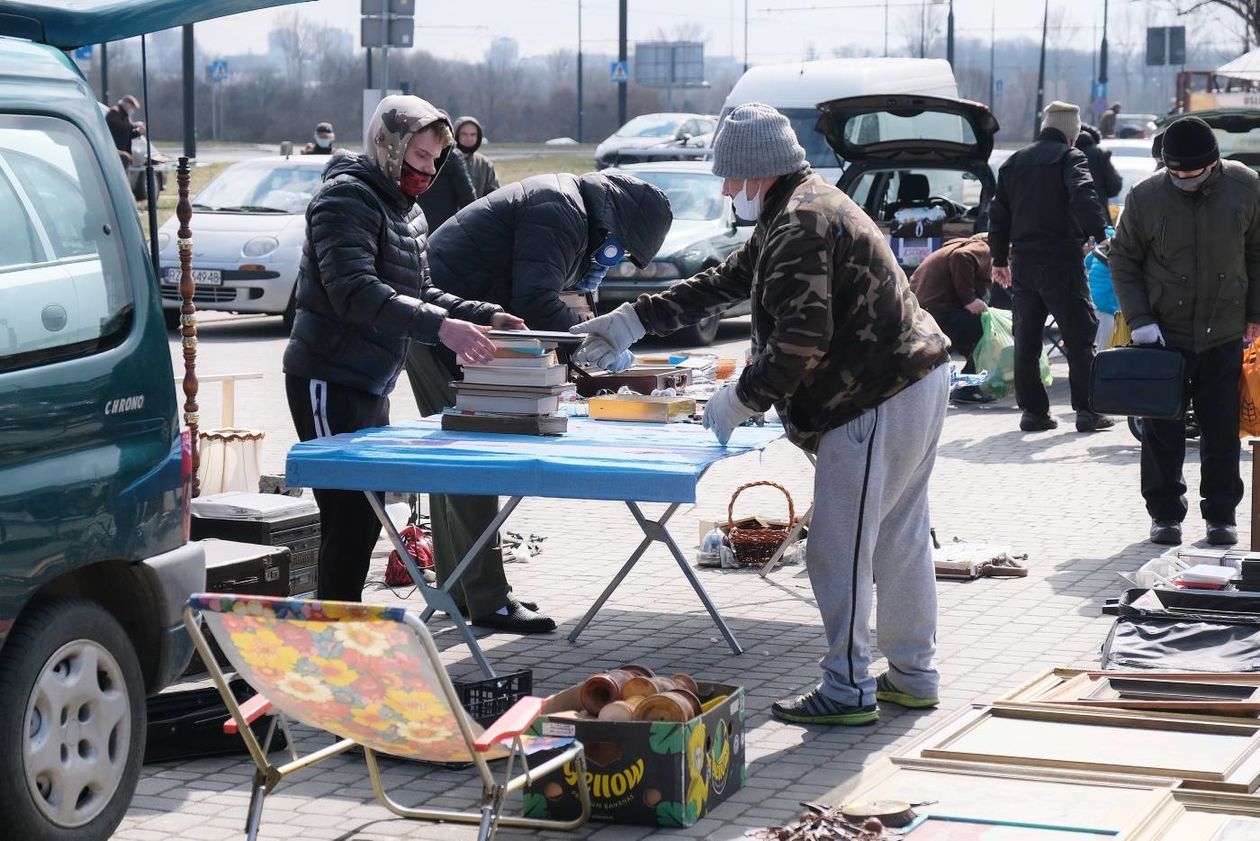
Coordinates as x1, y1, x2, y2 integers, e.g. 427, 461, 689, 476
283, 98, 501, 396
1110, 161, 1260, 352
454, 116, 500, 198
416, 150, 477, 232
427, 171, 672, 330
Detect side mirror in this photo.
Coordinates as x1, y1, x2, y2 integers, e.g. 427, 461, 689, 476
279, 140, 293, 158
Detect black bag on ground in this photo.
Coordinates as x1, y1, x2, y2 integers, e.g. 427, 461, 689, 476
1089, 345, 1185, 419
145, 674, 285, 763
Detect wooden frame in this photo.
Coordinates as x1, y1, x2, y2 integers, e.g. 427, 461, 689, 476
997, 669, 1260, 721
830, 757, 1169, 836
895, 705, 1260, 793
1122, 790, 1260, 839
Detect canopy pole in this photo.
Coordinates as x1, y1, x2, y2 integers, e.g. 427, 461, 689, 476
140, 34, 160, 276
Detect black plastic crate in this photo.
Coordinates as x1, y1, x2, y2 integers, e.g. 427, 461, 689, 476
454, 670, 532, 727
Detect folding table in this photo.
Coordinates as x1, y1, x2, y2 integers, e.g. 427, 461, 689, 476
285, 416, 784, 677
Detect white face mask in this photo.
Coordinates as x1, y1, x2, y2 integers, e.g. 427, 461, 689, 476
731, 181, 763, 222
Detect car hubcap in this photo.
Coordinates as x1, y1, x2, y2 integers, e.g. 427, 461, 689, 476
23, 640, 130, 828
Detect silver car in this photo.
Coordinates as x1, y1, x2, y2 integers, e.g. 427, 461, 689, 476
594, 113, 717, 169
157, 155, 327, 330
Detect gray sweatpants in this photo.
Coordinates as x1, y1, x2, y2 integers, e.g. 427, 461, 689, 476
806, 362, 948, 708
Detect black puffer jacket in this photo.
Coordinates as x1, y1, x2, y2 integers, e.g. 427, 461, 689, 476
416, 151, 477, 232
427, 172, 671, 330
1076, 127, 1123, 211
989, 128, 1109, 267
283, 151, 501, 395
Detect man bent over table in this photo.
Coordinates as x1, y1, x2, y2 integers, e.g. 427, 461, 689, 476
572, 102, 951, 726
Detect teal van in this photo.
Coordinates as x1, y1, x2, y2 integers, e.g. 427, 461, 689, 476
0, 2, 298, 839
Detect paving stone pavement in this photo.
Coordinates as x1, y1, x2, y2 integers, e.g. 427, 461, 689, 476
114, 315, 1254, 840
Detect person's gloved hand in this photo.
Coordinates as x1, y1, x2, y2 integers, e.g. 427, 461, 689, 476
569, 302, 646, 370
702, 385, 758, 446
1131, 323, 1165, 346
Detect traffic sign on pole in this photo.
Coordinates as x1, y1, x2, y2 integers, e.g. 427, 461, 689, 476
210, 59, 228, 83
609, 60, 629, 84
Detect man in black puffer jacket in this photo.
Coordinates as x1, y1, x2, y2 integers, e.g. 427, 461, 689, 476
283, 95, 526, 603
402, 171, 671, 634
1076, 125, 1123, 216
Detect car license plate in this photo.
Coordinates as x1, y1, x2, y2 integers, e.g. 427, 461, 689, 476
162, 268, 222, 286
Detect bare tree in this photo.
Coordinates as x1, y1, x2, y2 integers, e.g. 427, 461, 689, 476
1175, 0, 1260, 49
271, 10, 316, 87
896, 3, 942, 59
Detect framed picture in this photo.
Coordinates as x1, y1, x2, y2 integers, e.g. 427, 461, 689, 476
1122, 790, 1260, 839
896, 705, 1260, 792
997, 669, 1260, 719
832, 759, 1167, 835
901, 813, 1117, 839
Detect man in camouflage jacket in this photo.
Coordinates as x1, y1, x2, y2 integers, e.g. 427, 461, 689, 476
572, 102, 951, 726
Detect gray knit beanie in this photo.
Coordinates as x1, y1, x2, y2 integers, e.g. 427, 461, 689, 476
1041, 101, 1081, 144
712, 103, 807, 179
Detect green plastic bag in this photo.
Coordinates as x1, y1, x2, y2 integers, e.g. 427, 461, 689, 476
972, 308, 1052, 399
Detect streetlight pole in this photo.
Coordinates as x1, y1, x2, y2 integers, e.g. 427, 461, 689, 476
1098, 0, 1110, 111
576, 1, 583, 142
989, 3, 996, 107
946, 0, 955, 68
744, 0, 749, 72
1034, 0, 1049, 140
618, 0, 627, 128
884, 0, 889, 57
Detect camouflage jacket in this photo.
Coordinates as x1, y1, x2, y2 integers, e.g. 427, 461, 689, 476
633, 169, 949, 453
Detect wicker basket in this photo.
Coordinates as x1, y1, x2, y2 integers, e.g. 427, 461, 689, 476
726, 481, 797, 567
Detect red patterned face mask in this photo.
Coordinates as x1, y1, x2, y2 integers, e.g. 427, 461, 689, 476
399, 160, 433, 197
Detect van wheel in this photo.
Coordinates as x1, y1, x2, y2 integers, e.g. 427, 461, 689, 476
0, 599, 145, 841
162, 309, 182, 331
674, 314, 722, 347
1128, 416, 1144, 441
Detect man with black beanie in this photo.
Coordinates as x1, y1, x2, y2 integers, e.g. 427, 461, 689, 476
1110, 116, 1260, 547
990, 101, 1112, 433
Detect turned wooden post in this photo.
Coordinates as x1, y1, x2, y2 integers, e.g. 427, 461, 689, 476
176, 156, 201, 497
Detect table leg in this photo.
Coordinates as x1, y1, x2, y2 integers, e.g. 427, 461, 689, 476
364, 491, 497, 678
568, 501, 744, 655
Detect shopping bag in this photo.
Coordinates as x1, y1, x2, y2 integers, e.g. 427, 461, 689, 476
972, 308, 1052, 399
1109, 311, 1131, 348
1241, 339, 1260, 438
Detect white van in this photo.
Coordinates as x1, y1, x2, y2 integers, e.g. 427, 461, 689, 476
719, 58, 958, 182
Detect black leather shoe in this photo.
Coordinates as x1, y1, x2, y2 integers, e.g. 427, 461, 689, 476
471, 599, 557, 634
1076, 411, 1115, 432
951, 385, 996, 404
1020, 412, 1058, 431
1150, 520, 1182, 545
1207, 522, 1239, 546
459, 599, 538, 617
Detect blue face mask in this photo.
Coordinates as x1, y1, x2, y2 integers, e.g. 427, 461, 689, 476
574, 232, 625, 292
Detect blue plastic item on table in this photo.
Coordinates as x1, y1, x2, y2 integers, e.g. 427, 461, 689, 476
285, 416, 784, 503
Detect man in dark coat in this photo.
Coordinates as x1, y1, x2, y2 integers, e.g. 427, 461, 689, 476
1110, 117, 1260, 548
454, 115, 500, 198
990, 100, 1111, 433
105, 95, 144, 160
416, 147, 477, 232
283, 95, 523, 603
1076, 125, 1123, 216
402, 171, 671, 634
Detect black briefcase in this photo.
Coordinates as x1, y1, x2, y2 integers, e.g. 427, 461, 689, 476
1089, 345, 1186, 419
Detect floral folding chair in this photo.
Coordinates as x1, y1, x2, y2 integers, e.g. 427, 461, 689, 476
182, 594, 590, 841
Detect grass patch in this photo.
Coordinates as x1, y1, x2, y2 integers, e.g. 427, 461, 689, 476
496, 153, 598, 184
140, 162, 231, 228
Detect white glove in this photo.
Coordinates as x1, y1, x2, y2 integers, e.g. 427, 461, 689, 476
569, 303, 646, 370
702, 384, 758, 446
1131, 323, 1164, 346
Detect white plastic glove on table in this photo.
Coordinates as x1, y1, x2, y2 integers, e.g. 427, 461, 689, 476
703, 384, 758, 446
568, 303, 645, 372
1131, 323, 1164, 346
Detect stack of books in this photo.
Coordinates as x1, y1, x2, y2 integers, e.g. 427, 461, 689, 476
441, 336, 573, 435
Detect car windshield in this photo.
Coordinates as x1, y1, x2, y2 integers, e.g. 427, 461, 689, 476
616, 115, 684, 138
781, 109, 841, 170
624, 170, 725, 221
194, 162, 323, 213
1213, 124, 1260, 163
847, 167, 981, 221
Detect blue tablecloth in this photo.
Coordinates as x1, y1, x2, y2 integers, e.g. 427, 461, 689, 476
285, 416, 784, 503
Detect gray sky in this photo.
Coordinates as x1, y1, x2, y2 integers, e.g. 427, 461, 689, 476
192, 0, 1240, 64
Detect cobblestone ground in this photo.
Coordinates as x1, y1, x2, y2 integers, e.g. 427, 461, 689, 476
113, 314, 1252, 840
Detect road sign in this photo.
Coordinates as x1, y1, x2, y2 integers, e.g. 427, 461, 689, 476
1146, 26, 1186, 66
210, 59, 228, 83
362, 16, 414, 48
73, 45, 93, 62
610, 60, 629, 84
